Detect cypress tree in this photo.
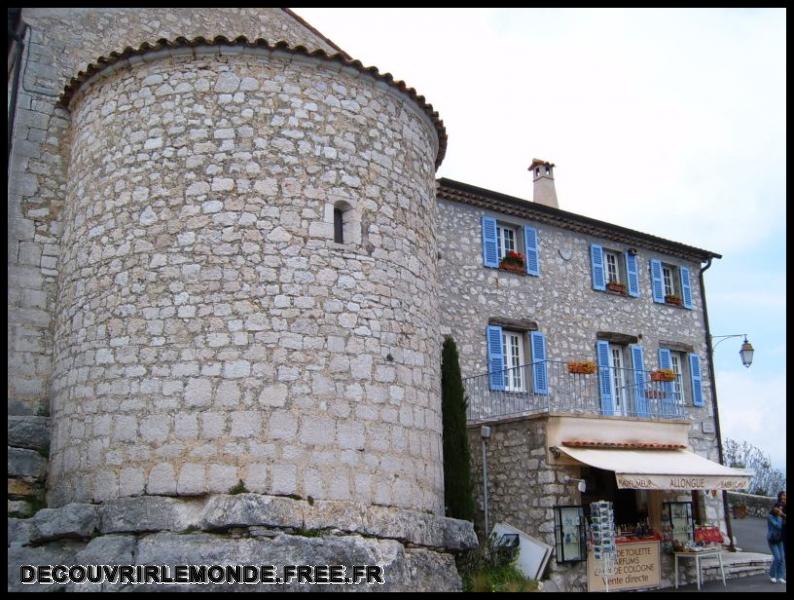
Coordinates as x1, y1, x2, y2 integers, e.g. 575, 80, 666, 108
441, 336, 475, 521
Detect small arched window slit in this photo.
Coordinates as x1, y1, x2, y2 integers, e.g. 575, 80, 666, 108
334, 207, 344, 243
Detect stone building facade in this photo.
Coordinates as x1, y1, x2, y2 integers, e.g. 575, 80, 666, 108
436, 177, 737, 591
8, 8, 475, 591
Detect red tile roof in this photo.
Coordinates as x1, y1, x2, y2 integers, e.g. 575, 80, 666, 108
58, 35, 447, 169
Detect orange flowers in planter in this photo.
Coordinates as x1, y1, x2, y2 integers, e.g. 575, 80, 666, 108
606, 281, 627, 294
567, 361, 596, 375
650, 369, 676, 382
665, 294, 683, 306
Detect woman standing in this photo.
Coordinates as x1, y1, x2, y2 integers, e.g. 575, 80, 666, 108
768, 497, 786, 584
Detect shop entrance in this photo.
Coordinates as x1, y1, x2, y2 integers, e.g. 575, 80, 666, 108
580, 466, 650, 529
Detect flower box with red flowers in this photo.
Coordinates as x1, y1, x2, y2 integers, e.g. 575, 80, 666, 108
650, 369, 676, 382
606, 281, 627, 295
567, 361, 596, 375
665, 294, 683, 306
499, 251, 526, 274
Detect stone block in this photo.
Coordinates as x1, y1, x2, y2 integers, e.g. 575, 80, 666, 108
8, 478, 37, 497
8, 499, 33, 517
67, 535, 138, 592
177, 463, 205, 495
207, 464, 238, 493
132, 531, 460, 592
100, 496, 204, 534
8, 517, 34, 547
7, 447, 47, 479
147, 463, 177, 495
8, 540, 84, 592
29, 503, 100, 542
200, 494, 302, 530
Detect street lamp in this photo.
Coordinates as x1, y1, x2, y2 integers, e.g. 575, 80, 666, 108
708, 333, 754, 552
711, 334, 754, 368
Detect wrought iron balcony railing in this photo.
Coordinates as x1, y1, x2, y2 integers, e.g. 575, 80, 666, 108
464, 360, 687, 423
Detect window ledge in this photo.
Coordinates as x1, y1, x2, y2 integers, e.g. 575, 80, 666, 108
596, 289, 635, 299
661, 301, 688, 309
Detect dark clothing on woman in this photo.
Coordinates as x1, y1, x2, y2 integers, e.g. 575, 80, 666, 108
773, 501, 786, 557
768, 511, 786, 581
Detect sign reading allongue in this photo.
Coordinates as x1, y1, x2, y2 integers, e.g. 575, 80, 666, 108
615, 474, 750, 490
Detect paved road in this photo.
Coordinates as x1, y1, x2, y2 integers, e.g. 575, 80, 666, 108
731, 516, 772, 554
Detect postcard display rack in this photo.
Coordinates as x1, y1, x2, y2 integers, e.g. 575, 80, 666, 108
590, 500, 617, 592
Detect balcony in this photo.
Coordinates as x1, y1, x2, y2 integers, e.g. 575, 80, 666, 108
464, 360, 687, 423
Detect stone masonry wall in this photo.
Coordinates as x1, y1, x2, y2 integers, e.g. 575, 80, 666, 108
9, 8, 340, 417
8, 494, 477, 592
727, 491, 776, 519
437, 198, 723, 494
48, 47, 442, 513
467, 417, 584, 589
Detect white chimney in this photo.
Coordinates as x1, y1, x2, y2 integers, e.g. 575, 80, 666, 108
529, 158, 558, 208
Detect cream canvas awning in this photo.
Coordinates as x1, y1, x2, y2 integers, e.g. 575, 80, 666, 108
557, 446, 752, 491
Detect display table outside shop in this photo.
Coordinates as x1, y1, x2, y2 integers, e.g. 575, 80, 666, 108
673, 548, 726, 591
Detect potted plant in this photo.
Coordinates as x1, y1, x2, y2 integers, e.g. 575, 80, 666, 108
567, 361, 596, 375
499, 251, 526, 274
650, 369, 676, 382
665, 294, 683, 306
606, 281, 627, 295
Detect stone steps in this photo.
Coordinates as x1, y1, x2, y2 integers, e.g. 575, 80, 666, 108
699, 552, 772, 582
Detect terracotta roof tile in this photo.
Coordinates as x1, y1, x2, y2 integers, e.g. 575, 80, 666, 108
58, 36, 447, 169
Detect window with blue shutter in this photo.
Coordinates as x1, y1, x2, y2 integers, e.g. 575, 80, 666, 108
680, 266, 693, 309
658, 348, 674, 416
650, 259, 664, 303
524, 225, 540, 276
530, 331, 548, 395
482, 216, 499, 268
487, 325, 504, 391
689, 353, 703, 407
596, 340, 614, 415
591, 244, 606, 291
625, 252, 640, 297
630, 344, 649, 417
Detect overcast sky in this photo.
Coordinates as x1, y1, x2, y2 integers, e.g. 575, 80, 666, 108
296, 8, 786, 472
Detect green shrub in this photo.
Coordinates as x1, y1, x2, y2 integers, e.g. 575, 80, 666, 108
441, 336, 475, 521
458, 534, 539, 592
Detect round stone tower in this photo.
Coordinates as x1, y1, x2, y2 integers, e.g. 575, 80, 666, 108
50, 35, 446, 515
9, 10, 475, 591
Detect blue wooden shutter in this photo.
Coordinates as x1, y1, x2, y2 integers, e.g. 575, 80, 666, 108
524, 225, 540, 276
591, 244, 606, 291
689, 353, 704, 407
596, 340, 614, 415
658, 348, 674, 416
680, 266, 693, 309
482, 216, 499, 268
650, 259, 664, 303
625, 252, 640, 297
630, 344, 649, 418
530, 331, 548, 395
487, 325, 504, 391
